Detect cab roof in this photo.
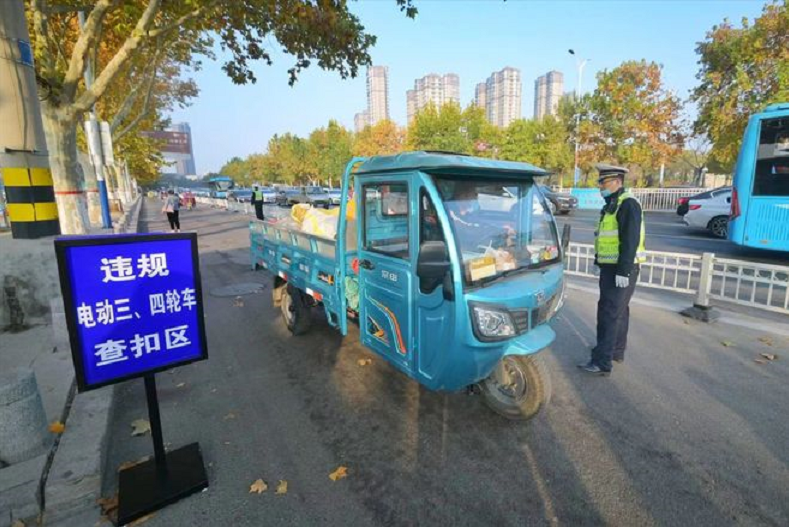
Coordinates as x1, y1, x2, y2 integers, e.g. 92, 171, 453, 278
355, 151, 549, 178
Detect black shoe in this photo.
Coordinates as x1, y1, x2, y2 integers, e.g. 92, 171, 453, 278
577, 361, 611, 376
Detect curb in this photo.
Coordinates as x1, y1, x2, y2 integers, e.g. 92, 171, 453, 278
37, 197, 143, 525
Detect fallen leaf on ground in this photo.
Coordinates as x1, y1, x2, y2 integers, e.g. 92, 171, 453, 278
97, 495, 119, 523
131, 419, 151, 437
754, 359, 767, 364
758, 337, 774, 346
234, 296, 244, 307
176, 382, 186, 388
249, 479, 268, 494
118, 456, 151, 471
211, 388, 218, 393
129, 513, 156, 526
275, 480, 288, 495
721, 341, 735, 348
11, 520, 25, 527
683, 319, 690, 325
49, 421, 65, 434
357, 358, 372, 366
760, 353, 777, 361
329, 466, 348, 481
223, 412, 236, 420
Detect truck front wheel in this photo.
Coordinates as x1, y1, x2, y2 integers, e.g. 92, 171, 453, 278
281, 284, 312, 335
479, 354, 552, 421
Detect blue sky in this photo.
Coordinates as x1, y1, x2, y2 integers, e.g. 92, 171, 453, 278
170, 0, 767, 173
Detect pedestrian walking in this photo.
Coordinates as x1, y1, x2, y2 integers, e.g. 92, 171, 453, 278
162, 189, 181, 232
251, 185, 265, 221
578, 164, 646, 376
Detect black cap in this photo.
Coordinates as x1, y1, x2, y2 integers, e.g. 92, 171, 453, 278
595, 163, 628, 183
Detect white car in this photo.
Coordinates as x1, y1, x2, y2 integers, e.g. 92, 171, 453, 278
683, 187, 732, 238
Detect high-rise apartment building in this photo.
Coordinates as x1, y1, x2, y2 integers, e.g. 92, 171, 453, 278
533, 71, 564, 119
474, 82, 488, 111
406, 73, 461, 123
366, 66, 390, 125
480, 67, 522, 128
354, 111, 370, 133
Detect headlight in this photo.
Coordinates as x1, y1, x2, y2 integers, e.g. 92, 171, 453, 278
472, 305, 516, 340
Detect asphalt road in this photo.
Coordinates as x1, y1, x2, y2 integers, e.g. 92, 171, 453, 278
556, 210, 789, 266
100, 201, 789, 526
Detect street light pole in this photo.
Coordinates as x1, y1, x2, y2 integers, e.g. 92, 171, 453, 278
569, 49, 589, 187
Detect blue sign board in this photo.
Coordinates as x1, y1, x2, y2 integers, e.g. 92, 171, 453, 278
55, 233, 207, 392
17, 40, 34, 67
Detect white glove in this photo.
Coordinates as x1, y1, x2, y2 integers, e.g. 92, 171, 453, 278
615, 275, 630, 288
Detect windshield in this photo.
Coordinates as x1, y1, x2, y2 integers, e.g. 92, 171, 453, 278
210, 179, 234, 191
306, 186, 326, 194
435, 177, 560, 286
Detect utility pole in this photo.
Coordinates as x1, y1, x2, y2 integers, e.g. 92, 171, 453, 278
78, 12, 113, 229
0, 0, 60, 238
568, 49, 589, 188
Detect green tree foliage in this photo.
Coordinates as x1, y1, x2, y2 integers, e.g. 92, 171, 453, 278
692, 1, 789, 170
308, 120, 354, 187
219, 156, 250, 184
498, 117, 573, 181
407, 103, 498, 155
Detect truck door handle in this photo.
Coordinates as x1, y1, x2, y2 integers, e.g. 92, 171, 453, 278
359, 259, 375, 270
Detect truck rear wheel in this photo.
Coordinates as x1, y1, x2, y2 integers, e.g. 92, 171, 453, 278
281, 284, 312, 335
479, 354, 552, 421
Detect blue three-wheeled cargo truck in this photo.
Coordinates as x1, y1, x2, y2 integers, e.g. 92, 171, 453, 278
250, 152, 570, 420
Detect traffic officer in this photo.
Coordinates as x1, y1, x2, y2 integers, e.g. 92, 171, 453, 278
578, 164, 646, 376
251, 185, 265, 221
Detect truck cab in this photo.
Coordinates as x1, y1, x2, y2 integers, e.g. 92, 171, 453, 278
252, 152, 567, 420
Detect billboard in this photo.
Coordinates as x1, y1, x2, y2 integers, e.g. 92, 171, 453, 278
141, 131, 192, 155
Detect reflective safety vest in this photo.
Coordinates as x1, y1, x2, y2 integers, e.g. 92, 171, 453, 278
253, 190, 264, 201
594, 191, 647, 265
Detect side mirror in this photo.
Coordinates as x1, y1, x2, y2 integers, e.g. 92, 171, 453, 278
561, 224, 572, 258
417, 241, 451, 293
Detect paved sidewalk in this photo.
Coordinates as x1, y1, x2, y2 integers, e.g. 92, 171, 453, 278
0, 197, 142, 527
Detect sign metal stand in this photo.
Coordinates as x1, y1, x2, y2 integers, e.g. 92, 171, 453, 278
53, 233, 210, 526
117, 374, 208, 525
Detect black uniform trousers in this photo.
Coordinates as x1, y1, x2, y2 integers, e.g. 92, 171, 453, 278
254, 202, 265, 221
593, 265, 639, 371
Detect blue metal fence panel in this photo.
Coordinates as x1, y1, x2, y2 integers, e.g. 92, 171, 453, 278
570, 189, 604, 210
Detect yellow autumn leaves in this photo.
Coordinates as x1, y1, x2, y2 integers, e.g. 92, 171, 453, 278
249, 466, 348, 496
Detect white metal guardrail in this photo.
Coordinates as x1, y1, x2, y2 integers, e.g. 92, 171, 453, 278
567, 243, 789, 315
553, 187, 712, 211
198, 201, 788, 316
707, 256, 789, 315
567, 243, 703, 294
629, 188, 710, 212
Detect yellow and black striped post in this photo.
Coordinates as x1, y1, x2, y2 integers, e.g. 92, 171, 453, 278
2, 165, 60, 238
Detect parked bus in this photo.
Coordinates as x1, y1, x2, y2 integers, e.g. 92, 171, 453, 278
208, 175, 235, 198
729, 103, 789, 252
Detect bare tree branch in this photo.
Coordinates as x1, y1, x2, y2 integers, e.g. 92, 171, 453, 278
61, 0, 114, 104
70, 0, 162, 118
114, 67, 157, 142
110, 44, 162, 133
